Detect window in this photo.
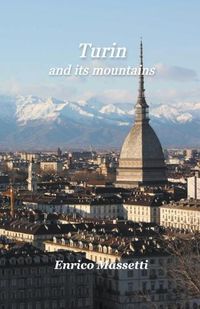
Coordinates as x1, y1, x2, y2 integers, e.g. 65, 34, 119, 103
142, 281, 147, 292
0, 280, 6, 288
127, 270, 134, 278
141, 269, 147, 276
36, 303, 41, 309
11, 279, 17, 287
159, 281, 164, 289
128, 282, 133, 291
159, 294, 165, 301
150, 269, 156, 278
151, 281, 155, 291
52, 302, 57, 309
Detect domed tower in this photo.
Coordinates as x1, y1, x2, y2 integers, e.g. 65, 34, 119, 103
116, 41, 167, 188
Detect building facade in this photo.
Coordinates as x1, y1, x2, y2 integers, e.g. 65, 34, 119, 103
0, 243, 93, 309
23, 195, 124, 219
187, 166, 200, 200
160, 200, 200, 232
27, 161, 39, 192
40, 161, 63, 174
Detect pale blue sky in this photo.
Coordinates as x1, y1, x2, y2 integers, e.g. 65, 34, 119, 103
0, 0, 200, 105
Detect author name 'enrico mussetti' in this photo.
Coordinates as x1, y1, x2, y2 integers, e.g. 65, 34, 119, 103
55, 259, 149, 270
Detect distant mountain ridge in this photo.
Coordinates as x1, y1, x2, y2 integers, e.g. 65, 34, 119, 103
0, 94, 199, 150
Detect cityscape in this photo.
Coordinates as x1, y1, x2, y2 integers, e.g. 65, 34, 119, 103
1, 1, 200, 309
0, 44, 200, 308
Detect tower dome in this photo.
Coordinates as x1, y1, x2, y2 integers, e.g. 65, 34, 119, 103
116, 41, 167, 188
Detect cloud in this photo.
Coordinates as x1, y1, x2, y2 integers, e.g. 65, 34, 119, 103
154, 63, 198, 82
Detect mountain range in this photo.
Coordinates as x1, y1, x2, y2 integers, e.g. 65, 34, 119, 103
0, 94, 199, 150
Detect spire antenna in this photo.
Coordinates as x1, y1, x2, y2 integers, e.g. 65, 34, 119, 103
135, 39, 149, 123
139, 39, 145, 98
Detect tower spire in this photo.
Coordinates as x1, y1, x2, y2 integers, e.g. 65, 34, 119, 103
139, 39, 145, 100
135, 39, 149, 123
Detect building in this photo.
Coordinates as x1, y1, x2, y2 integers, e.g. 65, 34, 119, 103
5, 160, 28, 172
27, 160, 39, 192
45, 222, 172, 308
123, 194, 163, 223
185, 149, 196, 161
0, 174, 9, 191
187, 166, 200, 199
44, 221, 163, 262
19, 152, 40, 162
40, 161, 63, 174
22, 194, 124, 219
166, 157, 182, 165
0, 221, 83, 249
0, 243, 93, 309
21, 187, 179, 222
160, 199, 200, 232
95, 156, 109, 176
116, 41, 167, 188
44, 221, 199, 308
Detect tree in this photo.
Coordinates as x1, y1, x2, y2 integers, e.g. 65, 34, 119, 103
166, 232, 200, 299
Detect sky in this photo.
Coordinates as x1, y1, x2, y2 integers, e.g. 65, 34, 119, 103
0, 0, 200, 105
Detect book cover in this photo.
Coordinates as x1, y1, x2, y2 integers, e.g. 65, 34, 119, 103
0, 1, 199, 309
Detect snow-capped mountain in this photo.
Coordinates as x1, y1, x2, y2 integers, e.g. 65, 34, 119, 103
0, 94, 199, 149
100, 104, 126, 115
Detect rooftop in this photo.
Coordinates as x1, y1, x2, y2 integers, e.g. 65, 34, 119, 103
161, 199, 200, 211
0, 243, 90, 268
